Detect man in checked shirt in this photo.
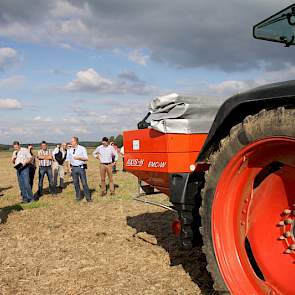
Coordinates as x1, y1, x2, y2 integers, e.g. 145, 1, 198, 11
36, 141, 57, 198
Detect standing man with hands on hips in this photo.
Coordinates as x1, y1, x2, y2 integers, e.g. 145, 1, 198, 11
67, 137, 92, 202
93, 137, 118, 196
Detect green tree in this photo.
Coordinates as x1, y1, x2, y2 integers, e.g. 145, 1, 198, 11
114, 134, 123, 148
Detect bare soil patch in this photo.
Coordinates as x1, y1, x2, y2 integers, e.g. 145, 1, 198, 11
0, 151, 215, 294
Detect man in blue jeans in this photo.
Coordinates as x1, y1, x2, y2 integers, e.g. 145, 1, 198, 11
66, 137, 92, 202
37, 141, 56, 198
11, 141, 34, 203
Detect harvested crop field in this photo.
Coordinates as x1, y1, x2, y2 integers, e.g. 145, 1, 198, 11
0, 151, 216, 295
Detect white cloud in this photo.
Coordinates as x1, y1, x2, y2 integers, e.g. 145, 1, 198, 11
209, 80, 254, 95
118, 70, 142, 82
65, 68, 112, 92
9, 127, 27, 134
128, 49, 149, 66
0, 129, 9, 136
72, 107, 97, 117
33, 116, 52, 122
0, 98, 22, 109
208, 64, 295, 97
52, 127, 64, 135
0, 97, 149, 143
0, 47, 18, 71
0, 1, 290, 72
59, 43, 74, 50
259, 64, 295, 83
72, 127, 90, 134
63, 117, 83, 124
0, 75, 25, 88
65, 68, 157, 95
51, 0, 91, 18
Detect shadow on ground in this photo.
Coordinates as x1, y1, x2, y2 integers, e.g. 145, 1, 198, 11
33, 181, 73, 196
0, 204, 23, 224
0, 186, 13, 195
127, 210, 218, 295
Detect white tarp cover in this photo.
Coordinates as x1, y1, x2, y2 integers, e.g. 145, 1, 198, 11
149, 93, 219, 134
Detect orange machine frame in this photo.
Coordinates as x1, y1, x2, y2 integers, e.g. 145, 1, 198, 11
123, 128, 207, 195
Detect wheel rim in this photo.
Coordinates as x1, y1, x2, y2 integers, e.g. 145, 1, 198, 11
212, 137, 295, 295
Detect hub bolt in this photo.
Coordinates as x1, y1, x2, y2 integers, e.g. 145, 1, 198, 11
289, 244, 295, 251
279, 235, 285, 240
284, 249, 292, 254
283, 209, 291, 215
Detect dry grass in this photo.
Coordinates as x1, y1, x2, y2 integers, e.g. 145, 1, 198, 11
0, 150, 215, 295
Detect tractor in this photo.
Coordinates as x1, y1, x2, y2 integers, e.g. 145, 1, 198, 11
123, 4, 295, 294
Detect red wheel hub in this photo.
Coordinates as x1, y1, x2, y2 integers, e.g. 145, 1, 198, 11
212, 137, 295, 295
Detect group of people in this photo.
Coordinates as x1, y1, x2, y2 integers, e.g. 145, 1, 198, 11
12, 136, 119, 203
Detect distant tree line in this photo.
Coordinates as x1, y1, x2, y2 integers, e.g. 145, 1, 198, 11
0, 144, 10, 151
1, 134, 124, 151
80, 134, 123, 148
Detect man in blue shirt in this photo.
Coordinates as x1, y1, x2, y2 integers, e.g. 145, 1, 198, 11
66, 137, 92, 202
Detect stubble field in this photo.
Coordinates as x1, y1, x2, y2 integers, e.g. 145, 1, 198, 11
0, 150, 216, 295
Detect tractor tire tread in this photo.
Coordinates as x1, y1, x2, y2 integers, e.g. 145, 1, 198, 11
199, 107, 295, 294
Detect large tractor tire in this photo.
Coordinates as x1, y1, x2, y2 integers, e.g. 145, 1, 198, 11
199, 107, 295, 294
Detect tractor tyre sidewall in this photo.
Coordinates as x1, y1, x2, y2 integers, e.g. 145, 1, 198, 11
199, 107, 295, 294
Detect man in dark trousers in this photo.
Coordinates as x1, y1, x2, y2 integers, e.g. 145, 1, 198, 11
52, 142, 67, 189
11, 141, 34, 203
37, 141, 56, 198
66, 137, 92, 202
27, 144, 36, 190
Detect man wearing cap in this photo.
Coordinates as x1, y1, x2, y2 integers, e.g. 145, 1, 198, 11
11, 141, 34, 203
93, 137, 118, 196
66, 137, 92, 202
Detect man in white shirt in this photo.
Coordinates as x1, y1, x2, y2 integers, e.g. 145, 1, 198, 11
120, 146, 125, 172
11, 141, 34, 203
66, 137, 92, 202
93, 137, 118, 196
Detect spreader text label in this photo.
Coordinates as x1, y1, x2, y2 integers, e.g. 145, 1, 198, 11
148, 161, 167, 168
126, 159, 144, 167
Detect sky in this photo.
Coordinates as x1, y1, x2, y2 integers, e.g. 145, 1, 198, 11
0, 0, 294, 144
